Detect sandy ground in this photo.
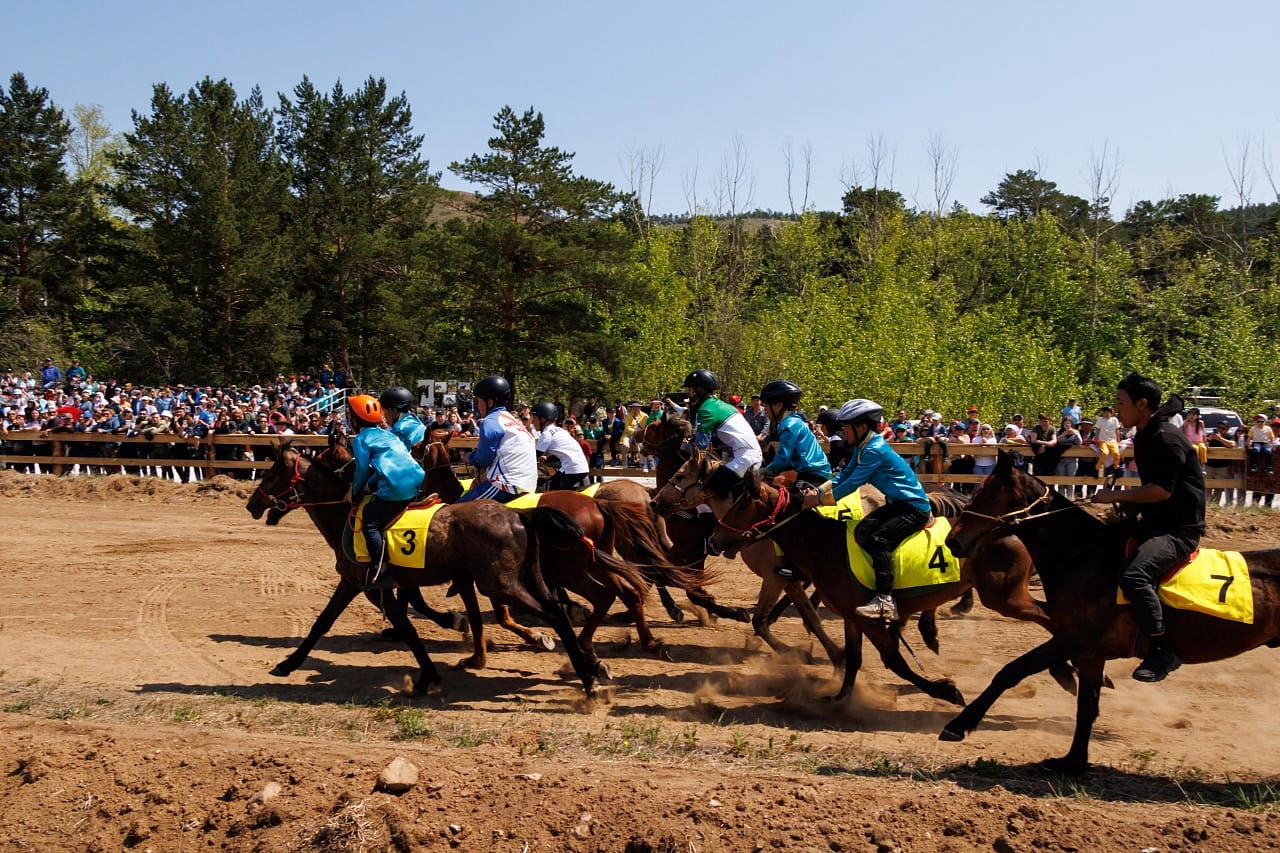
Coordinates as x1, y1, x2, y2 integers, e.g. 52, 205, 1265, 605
3, 470, 1280, 851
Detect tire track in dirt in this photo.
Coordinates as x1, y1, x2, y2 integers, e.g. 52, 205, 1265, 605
136, 577, 246, 683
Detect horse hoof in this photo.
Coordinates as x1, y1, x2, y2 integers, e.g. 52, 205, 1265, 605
596, 661, 613, 682
1040, 756, 1088, 777
270, 662, 295, 678
455, 655, 486, 670
537, 634, 556, 652
657, 645, 675, 663
451, 611, 469, 634
378, 627, 399, 642
1102, 673, 1115, 690
938, 724, 966, 742
669, 607, 687, 625
412, 679, 443, 698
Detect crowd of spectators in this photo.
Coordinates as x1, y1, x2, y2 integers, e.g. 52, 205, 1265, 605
4, 361, 1276, 506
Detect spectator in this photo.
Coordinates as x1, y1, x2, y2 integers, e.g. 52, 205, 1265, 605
971, 423, 998, 477
1247, 414, 1274, 474
1180, 407, 1208, 467
1205, 420, 1239, 506
1030, 413, 1057, 476
40, 358, 62, 390
1054, 416, 1083, 496
66, 358, 87, 383
744, 394, 770, 447
1061, 397, 1081, 425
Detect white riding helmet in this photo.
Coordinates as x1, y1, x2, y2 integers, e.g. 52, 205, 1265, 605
837, 398, 884, 425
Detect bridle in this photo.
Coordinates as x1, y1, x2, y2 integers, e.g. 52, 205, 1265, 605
253, 450, 350, 512
715, 484, 794, 541
957, 486, 1064, 530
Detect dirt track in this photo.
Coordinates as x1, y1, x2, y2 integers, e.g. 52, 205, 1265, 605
3, 470, 1280, 851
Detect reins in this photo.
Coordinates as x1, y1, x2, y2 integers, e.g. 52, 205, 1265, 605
253, 451, 350, 512
958, 486, 1083, 530
716, 484, 794, 540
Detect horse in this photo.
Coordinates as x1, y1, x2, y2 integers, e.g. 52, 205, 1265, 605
246, 439, 643, 696
638, 414, 756, 625
940, 449, 1280, 774
416, 440, 708, 658
697, 461, 1062, 706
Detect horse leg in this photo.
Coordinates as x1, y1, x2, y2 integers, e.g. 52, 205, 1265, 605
787, 581, 843, 666
506, 585, 603, 695
656, 584, 687, 624
940, 636, 1073, 742
861, 620, 965, 706
493, 603, 556, 651
615, 583, 670, 661
1042, 655, 1106, 776
272, 579, 362, 677
455, 581, 489, 670
400, 586, 467, 633
949, 588, 975, 616
831, 618, 864, 701
379, 589, 443, 696
917, 608, 940, 654
749, 576, 822, 663
684, 586, 752, 623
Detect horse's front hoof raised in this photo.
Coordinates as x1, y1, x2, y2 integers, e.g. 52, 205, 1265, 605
270, 660, 298, 677
537, 633, 556, 651
667, 606, 687, 624
938, 723, 967, 742
943, 683, 966, 706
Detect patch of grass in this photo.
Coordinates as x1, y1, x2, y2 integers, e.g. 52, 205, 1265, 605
390, 708, 432, 742
680, 725, 699, 752
968, 757, 1006, 778
170, 706, 201, 723
47, 704, 89, 720
1229, 782, 1280, 811
443, 722, 493, 748
1129, 748, 1157, 773
3, 700, 31, 713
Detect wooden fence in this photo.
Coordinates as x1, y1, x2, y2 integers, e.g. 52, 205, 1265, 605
0, 431, 1258, 493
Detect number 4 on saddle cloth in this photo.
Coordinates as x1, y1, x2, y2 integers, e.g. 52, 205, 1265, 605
776, 490, 963, 598
1117, 548, 1255, 624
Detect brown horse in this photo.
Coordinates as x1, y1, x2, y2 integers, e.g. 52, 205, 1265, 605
941, 450, 1280, 774
699, 464, 1055, 706
246, 440, 643, 696
639, 415, 755, 624
416, 440, 704, 658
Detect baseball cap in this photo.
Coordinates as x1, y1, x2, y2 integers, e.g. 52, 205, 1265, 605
967, 406, 979, 413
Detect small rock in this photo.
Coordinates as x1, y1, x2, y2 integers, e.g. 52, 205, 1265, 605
247, 781, 282, 810
993, 836, 1016, 853
795, 785, 819, 805
377, 757, 419, 794
449, 823, 462, 834
517, 772, 542, 782
709, 798, 721, 808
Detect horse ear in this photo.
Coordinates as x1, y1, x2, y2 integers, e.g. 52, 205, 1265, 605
995, 449, 1015, 479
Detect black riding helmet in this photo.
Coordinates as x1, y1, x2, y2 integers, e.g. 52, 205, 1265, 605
379, 386, 415, 412
531, 401, 559, 424
815, 407, 842, 434
760, 379, 802, 407
473, 375, 511, 405
683, 369, 719, 394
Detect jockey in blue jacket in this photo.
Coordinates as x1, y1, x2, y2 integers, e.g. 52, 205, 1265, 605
347, 394, 426, 591
379, 386, 426, 454
457, 375, 538, 503
802, 398, 932, 622
759, 379, 830, 486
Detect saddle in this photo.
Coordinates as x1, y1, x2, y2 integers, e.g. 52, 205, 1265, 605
343, 495, 446, 569
1117, 545, 1254, 624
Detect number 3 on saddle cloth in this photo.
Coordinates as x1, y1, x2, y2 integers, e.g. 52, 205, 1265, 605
1116, 545, 1255, 624
343, 496, 446, 570
770, 489, 962, 597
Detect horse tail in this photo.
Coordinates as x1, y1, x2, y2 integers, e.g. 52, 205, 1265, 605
927, 487, 970, 519
596, 500, 718, 590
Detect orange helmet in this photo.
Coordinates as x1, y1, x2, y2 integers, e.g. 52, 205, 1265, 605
347, 394, 383, 424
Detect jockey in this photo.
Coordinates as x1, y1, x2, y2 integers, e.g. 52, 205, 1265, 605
378, 386, 425, 454
802, 398, 933, 622
675, 368, 762, 493
531, 401, 590, 491
457, 375, 537, 503
815, 407, 851, 471
347, 394, 425, 591
759, 379, 831, 487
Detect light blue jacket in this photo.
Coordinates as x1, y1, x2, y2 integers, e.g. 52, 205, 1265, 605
831, 432, 931, 513
764, 412, 831, 479
390, 413, 426, 453
351, 426, 425, 501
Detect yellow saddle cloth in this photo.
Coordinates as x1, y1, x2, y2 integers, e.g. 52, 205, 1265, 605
349, 496, 446, 570
845, 516, 962, 596
496, 483, 601, 509
1117, 549, 1254, 624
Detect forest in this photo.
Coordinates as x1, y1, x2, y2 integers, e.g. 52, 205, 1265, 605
2, 71, 1279, 417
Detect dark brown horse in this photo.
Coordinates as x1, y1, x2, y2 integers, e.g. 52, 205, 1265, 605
941, 450, 1280, 774
246, 440, 644, 695
416, 440, 706, 658
700, 464, 1054, 706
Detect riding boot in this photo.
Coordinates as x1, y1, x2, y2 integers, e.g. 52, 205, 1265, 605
366, 560, 395, 591
855, 551, 898, 621
773, 560, 807, 583
1133, 634, 1181, 682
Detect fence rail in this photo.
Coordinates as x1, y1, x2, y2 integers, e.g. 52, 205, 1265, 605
0, 431, 1259, 492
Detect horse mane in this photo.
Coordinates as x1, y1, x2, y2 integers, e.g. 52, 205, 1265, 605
927, 487, 970, 520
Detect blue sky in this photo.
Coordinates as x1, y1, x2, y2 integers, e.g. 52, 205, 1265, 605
7, 1, 1279, 216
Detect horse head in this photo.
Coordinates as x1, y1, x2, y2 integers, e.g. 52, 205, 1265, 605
641, 413, 692, 457
706, 466, 787, 559
246, 439, 309, 524
651, 446, 718, 515
946, 450, 1050, 557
